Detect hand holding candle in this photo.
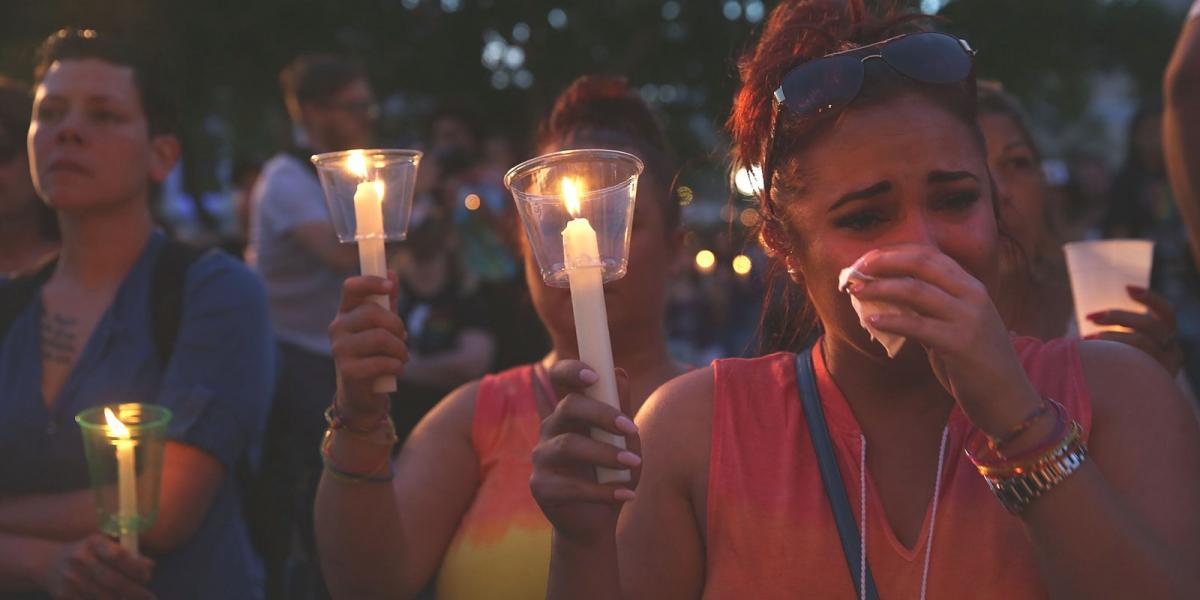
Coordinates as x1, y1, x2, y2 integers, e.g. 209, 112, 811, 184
505, 149, 643, 485
312, 149, 423, 396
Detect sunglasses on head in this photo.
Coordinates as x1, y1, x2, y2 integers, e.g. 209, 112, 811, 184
758, 32, 977, 209
773, 31, 976, 119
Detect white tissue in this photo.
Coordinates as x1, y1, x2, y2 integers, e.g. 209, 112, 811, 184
838, 265, 912, 358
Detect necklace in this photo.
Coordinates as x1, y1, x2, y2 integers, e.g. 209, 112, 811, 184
857, 425, 950, 600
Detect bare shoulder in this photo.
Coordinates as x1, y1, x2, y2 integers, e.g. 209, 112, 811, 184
636, 366, 714, 491
1076, 339, 1188, 431
404, 379, 482, 446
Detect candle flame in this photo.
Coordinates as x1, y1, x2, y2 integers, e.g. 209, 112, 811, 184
104, 407, 131, 439
373, 179, 385, 202
346, 150, 368, 179
562, 177, 583, 217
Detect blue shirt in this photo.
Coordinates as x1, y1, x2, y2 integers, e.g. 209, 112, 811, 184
0, 231, 275, 599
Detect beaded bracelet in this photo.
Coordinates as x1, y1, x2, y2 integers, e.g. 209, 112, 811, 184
325, 400, 392, 437
977, 422, 1088, 514
985, 400, 1050, 454
967, 398, 1069, 466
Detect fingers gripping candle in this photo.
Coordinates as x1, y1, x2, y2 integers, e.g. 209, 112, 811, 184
561, 177, 630, 484
347, 151, 396, 394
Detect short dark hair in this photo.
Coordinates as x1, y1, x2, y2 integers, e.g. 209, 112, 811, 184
279, 54, 367, 107
34, 27, 177, 137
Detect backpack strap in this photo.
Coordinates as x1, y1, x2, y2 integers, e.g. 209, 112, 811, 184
0, 257, 58, 343
149, 239, 206, 367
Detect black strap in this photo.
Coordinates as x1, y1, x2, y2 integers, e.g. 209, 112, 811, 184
149, 240, 205, 366
796, 347, 880, 600
0, 240, 204, 367
0, 257, 57, 343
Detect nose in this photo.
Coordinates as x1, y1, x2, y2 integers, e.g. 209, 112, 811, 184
889, 208, 937, 248
52, 110, 86, 146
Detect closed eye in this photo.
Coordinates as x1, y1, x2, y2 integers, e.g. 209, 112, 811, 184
935, 191, 980, 212
833, 209, 888, 231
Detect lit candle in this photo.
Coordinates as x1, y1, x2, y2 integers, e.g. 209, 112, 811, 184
104, 408, 138, 555
347, 151, 396, 394
560, 177, 630, 484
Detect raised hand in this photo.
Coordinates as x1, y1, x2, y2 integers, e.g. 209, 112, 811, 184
530, 360, 641, 546
1086, 285, 1183, 376
329, 274, 408, 424
847, 244, 1044, 436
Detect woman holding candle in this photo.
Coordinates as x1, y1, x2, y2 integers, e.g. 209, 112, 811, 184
0, 28, 274, 599
977, 81, 1186, 376
531, 2, 1200, 598
314, 75, 689, 599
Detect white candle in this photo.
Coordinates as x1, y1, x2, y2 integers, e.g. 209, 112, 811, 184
104, 408, 138, 555
348, 152, 396, 394
560, 178, 629, 484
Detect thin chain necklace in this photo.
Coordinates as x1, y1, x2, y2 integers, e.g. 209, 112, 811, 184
857, 426, 951, 600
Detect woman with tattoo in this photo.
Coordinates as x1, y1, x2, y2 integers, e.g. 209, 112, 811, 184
0, 29, 274, 600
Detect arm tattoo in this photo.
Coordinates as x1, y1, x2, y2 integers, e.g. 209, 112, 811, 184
41, 312, 79, 367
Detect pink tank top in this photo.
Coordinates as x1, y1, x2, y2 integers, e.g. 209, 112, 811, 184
705, 337, 1092, 599
436, 365, 551, 600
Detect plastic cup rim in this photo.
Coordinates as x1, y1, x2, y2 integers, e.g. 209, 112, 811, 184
75, 403, 173, 431
504, 148, 645, 199
310, 148, 423, 167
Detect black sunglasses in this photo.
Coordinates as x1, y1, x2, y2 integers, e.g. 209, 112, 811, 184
773, 31, 977, 118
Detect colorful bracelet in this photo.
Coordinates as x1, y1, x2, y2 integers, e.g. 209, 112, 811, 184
966, 398, 1069, 467
325, 401, 394, 439
320, 429, 395, 483
985, 399, 1051, 454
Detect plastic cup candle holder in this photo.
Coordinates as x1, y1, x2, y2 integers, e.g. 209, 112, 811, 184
76, 403, 171, 556
312, 148, 423, 393
505, 148, 642, 484
1063, 239, 1154, 337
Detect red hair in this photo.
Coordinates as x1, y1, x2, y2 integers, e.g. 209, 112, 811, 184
538, 75, 680, 234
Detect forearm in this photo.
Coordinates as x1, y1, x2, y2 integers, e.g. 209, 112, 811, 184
0, 490, 97, 541
0, 532, 59, 592
547, 532, 623, 600
314, 434, 414, 599
1022, 463, 1194, 599
400, 335, 493, 389
1164, 17, 1200, 268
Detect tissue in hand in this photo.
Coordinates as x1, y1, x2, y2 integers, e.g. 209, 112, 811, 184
837, 265, 912, 358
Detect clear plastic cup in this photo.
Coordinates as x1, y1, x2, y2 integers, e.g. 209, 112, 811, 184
504, 149, 643, 287
311, 149, 423, 242
76, 403, 171, 540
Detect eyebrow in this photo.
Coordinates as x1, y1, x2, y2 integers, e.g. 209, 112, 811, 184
829, 181, 891, 212
928, 170, 979, 184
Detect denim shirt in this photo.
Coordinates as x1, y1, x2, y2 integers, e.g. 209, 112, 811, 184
0, 231, 275, 599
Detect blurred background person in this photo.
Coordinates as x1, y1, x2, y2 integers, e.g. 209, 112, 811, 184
0, 78, 58, 278
245, 52, 377, 600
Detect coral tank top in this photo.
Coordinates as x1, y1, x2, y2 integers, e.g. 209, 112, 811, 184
436, 365, 551, 600
704, 337, 1092, 599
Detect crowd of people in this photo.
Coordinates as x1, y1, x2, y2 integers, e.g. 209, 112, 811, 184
2, 0, 1200, 598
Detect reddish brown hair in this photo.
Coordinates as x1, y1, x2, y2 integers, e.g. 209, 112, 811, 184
728, 0, 982, 351
537, 75, 680, 235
